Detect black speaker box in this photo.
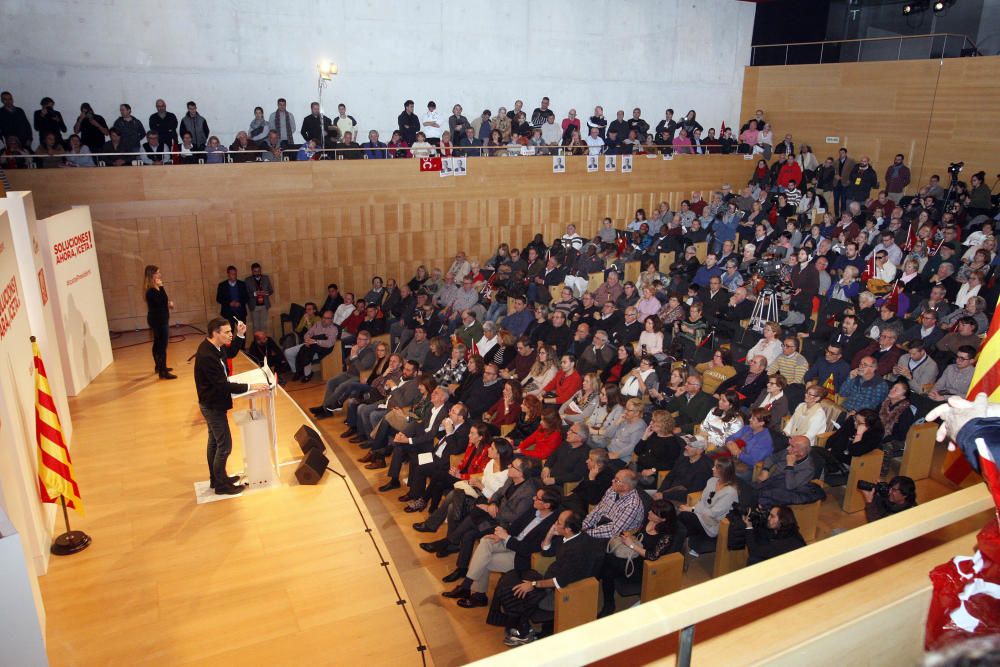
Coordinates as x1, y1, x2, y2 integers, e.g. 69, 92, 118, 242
294, 424, 325, 454
295, 448, 329, 485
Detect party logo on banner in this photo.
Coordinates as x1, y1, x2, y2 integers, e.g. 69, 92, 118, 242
53, 231, 94, 264
0, 274, 22, 340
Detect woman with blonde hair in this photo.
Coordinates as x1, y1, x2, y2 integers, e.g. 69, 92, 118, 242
560, 373, 602, 424
493, 107, 512, 142
747, 321, 783, 365
784, 385, 829, 445
523, 344, 558, 395
144, 264, 175, 379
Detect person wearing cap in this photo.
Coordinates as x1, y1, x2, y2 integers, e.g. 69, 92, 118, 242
653, 434, 713, 503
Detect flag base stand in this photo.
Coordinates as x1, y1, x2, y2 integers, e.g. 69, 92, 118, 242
50, 530, 91, 556
49, 495, 90, 556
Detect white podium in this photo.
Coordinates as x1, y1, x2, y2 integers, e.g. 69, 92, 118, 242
230, 365, 279, 490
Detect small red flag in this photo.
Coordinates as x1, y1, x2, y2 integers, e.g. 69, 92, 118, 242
419, 157, 442, 172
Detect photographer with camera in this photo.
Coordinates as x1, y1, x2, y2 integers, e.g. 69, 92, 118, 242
860, 476, 917, 522
731, 505, 807, 565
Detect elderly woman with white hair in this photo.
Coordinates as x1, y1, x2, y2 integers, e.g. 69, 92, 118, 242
476, 320, 499, 359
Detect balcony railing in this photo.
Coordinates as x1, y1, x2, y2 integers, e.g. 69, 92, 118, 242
750, 32, 979, 66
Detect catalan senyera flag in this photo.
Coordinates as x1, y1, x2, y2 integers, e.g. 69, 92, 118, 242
33, 339, 83, 513
941, 293, 1000, 485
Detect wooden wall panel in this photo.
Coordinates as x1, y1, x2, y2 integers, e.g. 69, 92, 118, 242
740, 55, 1000, 191
9, 156, 752, 331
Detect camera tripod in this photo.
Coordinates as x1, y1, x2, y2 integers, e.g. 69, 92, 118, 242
744, 288, 780, 338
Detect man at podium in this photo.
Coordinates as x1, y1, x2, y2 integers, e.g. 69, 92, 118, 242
195, 317, 269, 495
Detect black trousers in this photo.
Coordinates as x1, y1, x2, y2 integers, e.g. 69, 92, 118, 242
148, 316, 169, 371
295, 344, 332, 376
486, 569, 548, 631
200, 405, 233, 486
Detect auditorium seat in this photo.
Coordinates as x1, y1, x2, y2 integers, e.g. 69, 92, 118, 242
898, 422, 938, 481
843, 449, 884, 513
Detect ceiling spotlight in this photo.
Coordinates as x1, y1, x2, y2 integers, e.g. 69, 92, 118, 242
933, 0, 953, 11
903, 3, 914, 13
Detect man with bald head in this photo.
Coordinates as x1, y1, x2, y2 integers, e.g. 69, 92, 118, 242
148, 98, 178, 147
753, 436, 823, 508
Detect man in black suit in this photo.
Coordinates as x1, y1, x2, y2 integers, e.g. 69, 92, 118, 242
664, 374, 715, 434
461, 363, 505, 420
376, 395, 465, 493
215, 265, 250, 331
714, 287, 754, 340
715, 355, 769, 406
487, 509, 605, 645
374, 386, 456, 493
576, 330, 615, 375
612, 306, 642, 348
442, 485, 562, 607
701, 275, 730, 323
194, 317, 268, 495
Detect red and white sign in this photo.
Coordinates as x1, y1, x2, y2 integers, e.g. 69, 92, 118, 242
419, 157, 442, 172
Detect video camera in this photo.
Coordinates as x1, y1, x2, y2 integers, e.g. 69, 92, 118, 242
857, 480, 890, 496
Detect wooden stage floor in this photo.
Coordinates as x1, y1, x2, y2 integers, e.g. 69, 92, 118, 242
40, 332, 431, 666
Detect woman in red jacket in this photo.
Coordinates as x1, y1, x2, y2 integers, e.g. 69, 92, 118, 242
517, 409, 563, 460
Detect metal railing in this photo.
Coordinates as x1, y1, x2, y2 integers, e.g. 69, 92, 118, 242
750, 32, 979, 66
3, 143, 749, 169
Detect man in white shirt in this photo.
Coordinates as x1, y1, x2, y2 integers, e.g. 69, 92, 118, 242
561, 224, 585, 251
421, 100, 443, 145
584, 125, 604, 156
332, 292, 357, 326
867, 231, 904, 266
540, 112, 562, 146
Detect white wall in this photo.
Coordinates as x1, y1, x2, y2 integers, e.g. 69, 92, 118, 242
0, 0, 755, 146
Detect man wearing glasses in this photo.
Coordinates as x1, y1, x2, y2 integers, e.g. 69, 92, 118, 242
581, 469, 644, 540
839, 356, 889, 416
768, 337, 809, 384
926, 345, 977, 406
803, 344, 850, 394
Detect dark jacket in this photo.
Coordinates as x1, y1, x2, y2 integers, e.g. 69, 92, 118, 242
665, 391, 715, 433
411, 407, 463, 451
506, 511, 560, 571
194, 337, 247, 411
544, 443, 590, 485
491, 477, 543, 528
541, 533, 605, 584
216, 279, 250, 320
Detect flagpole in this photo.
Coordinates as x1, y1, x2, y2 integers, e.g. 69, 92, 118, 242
50, 495, 91, 556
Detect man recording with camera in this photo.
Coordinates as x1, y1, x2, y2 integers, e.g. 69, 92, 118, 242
860, 476, 917, 522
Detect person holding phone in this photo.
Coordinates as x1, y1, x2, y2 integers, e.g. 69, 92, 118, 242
195, 317, 268, 495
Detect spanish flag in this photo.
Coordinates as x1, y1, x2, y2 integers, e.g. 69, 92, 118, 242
823, 373, 837, 394
941, 294, 1000, 484
33, 339, 84, 513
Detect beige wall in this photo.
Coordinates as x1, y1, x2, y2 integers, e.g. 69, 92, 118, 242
8, 156, 753, 332
740, 55, 1000, 191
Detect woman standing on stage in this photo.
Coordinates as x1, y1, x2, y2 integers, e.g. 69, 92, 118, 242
144, 265, 176, 379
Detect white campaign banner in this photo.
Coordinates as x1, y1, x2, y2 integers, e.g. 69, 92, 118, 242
0, 210, 52, 582
34, 205, 112, 396
0, 191, 73, 443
